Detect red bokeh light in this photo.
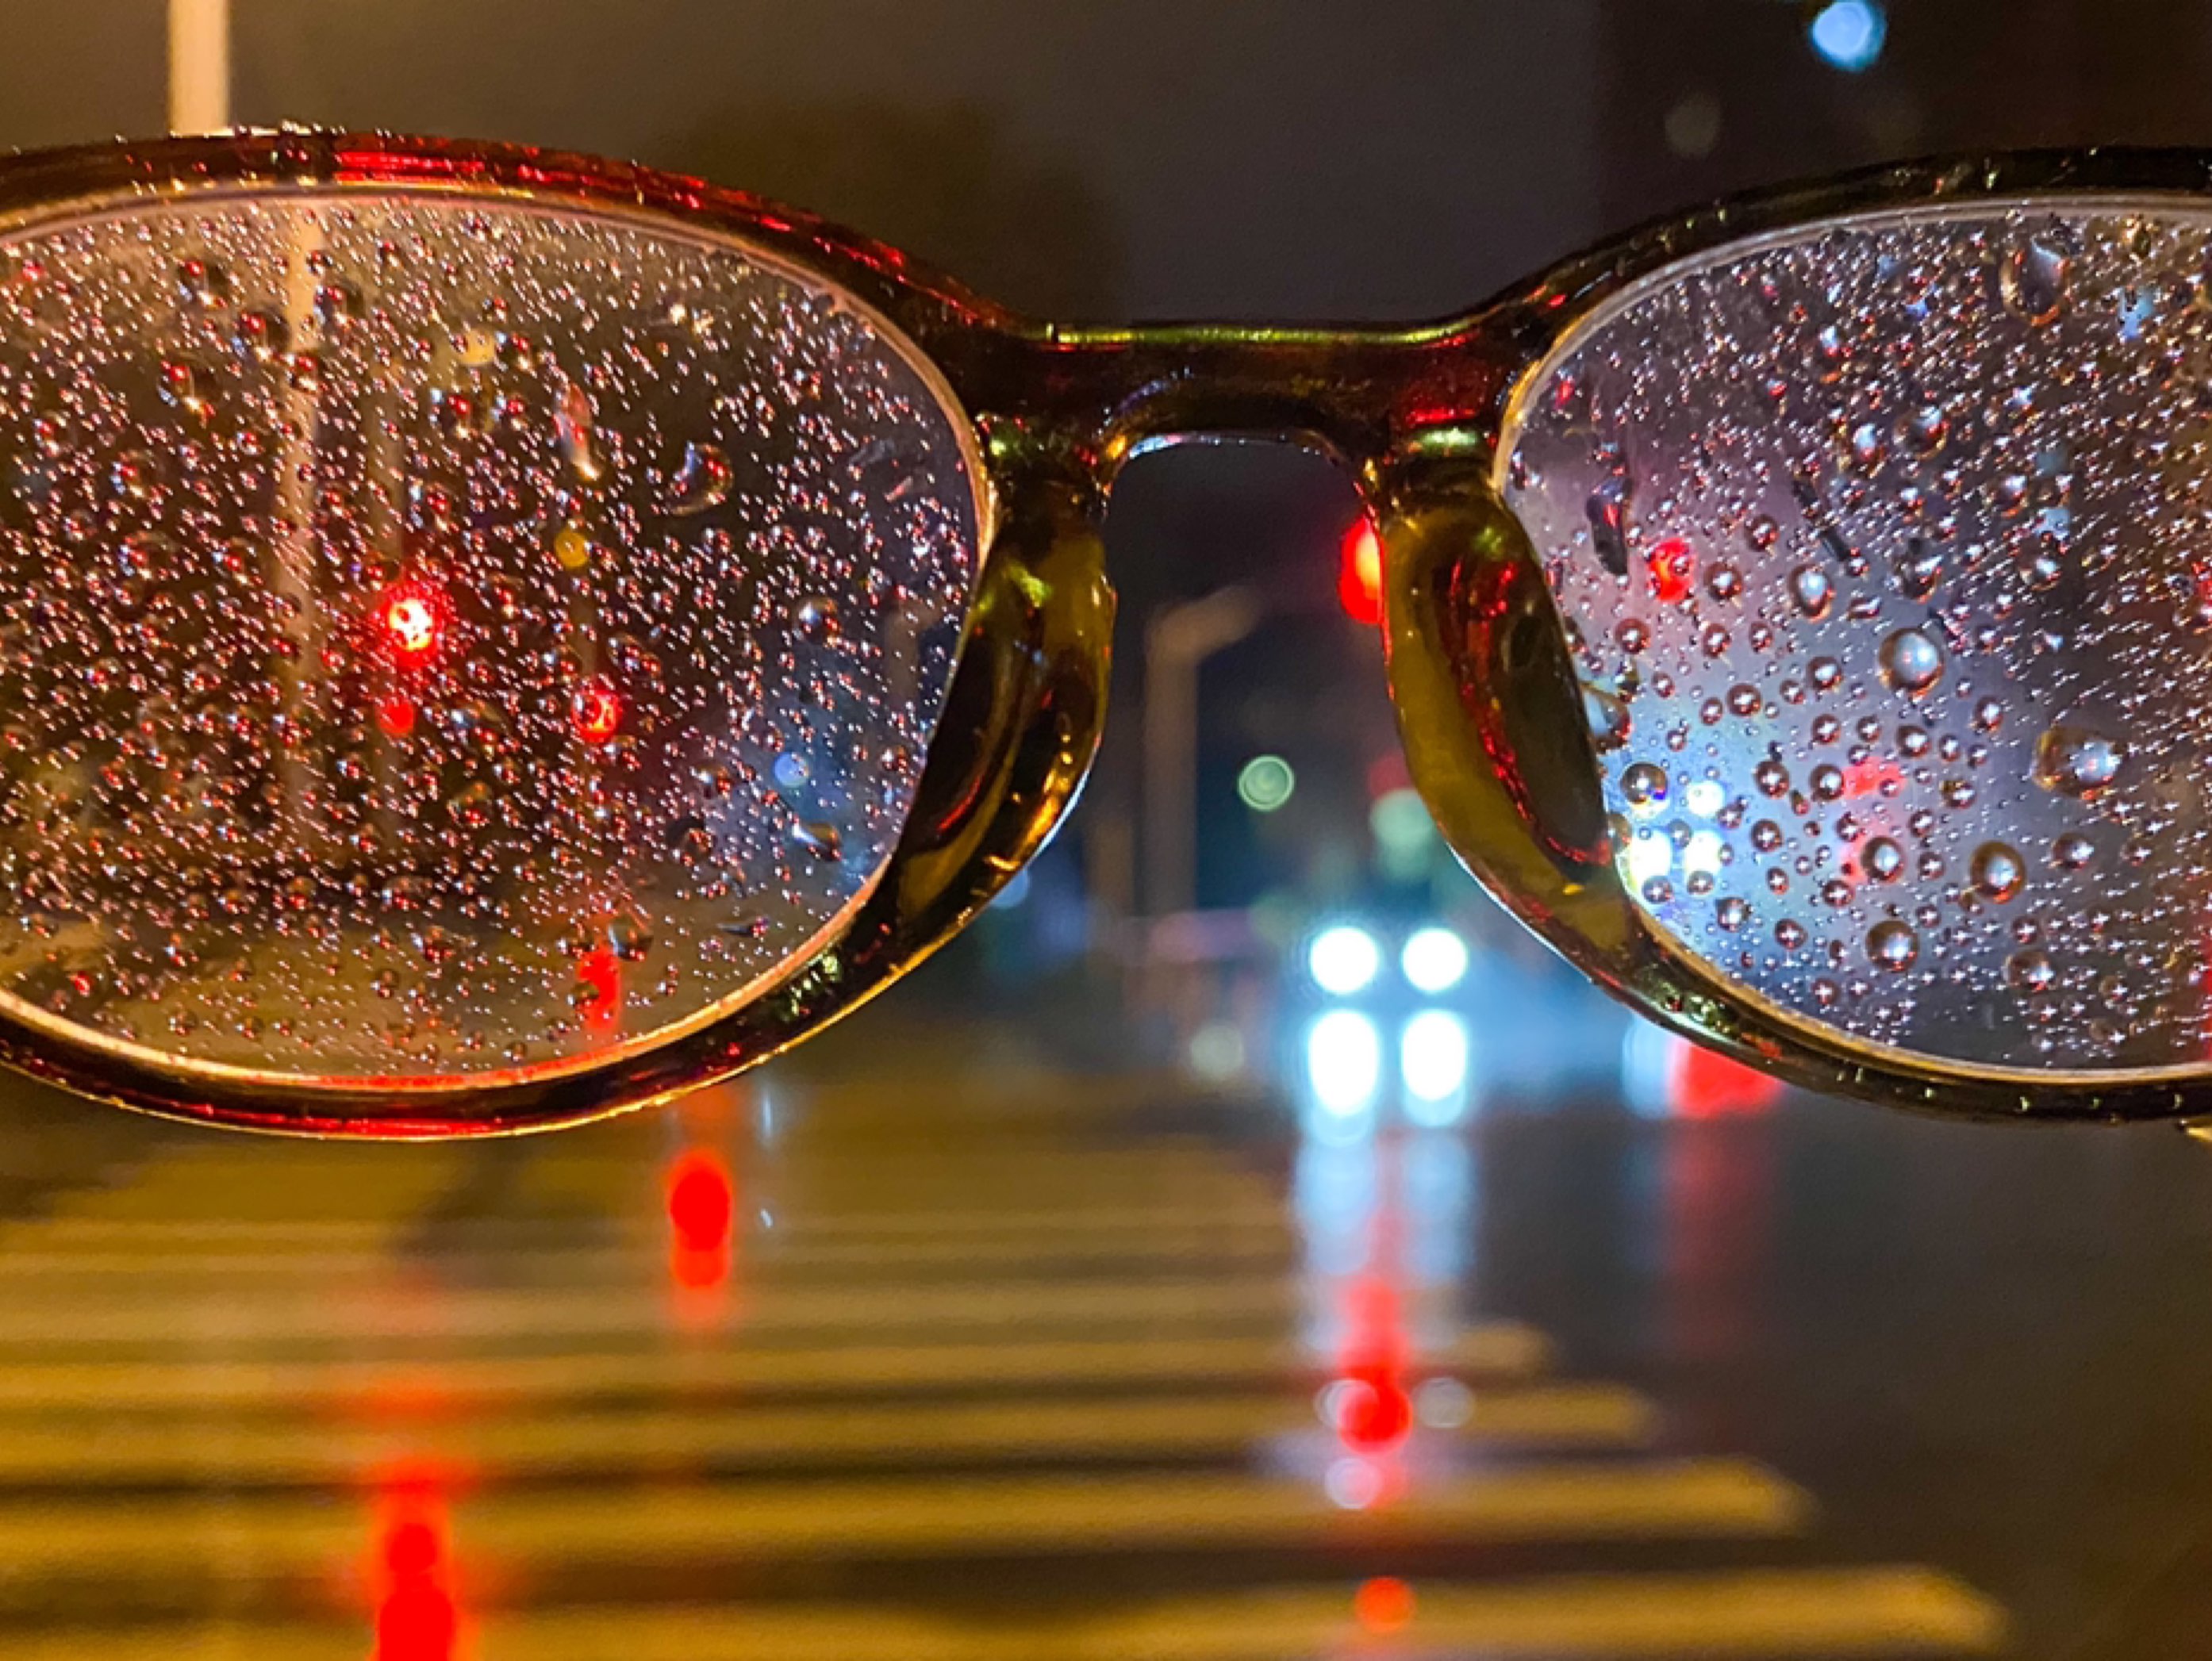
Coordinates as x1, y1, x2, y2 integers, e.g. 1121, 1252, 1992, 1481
380, 586, 441, 666
1335, 1274, 1412, 1455
1338, 520, 1384, 627
376, 695, 417, 738
1670, 1039, 1785, 1118
666, 1146, 737, 1299
666, 1149, 734, 1256
1647, 537, 1695, 604
574, 945, 620, 1030
1354, 1576, 1416, 1634
570, 677, 622, 745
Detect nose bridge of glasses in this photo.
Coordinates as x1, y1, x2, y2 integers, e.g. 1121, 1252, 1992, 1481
1373, 448, 1644, 987
998, 320, 1523, 485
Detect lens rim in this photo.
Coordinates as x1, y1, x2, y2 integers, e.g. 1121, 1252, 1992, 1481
0, 131, 1112, 1135
1389, 150, 2212, 1124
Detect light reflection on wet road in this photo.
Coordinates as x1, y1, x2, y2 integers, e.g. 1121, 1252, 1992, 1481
8, 1003, 2205, 1657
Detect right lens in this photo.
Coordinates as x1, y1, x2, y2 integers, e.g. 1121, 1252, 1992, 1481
0, 186, 983, 1098
1503, 198, 2212, 1076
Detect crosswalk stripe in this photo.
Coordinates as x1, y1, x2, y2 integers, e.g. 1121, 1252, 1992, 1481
0, 1384, 1653, 1483
0, 1226, 1297, 1280
0, 1272, 1314, 1346
0, 1325, 1550, 1412
6, 1201, 1292, 1250
0, 1566, 2010, 1661
0, 1459, 1808, 1575
471, 1567, 2005, 1660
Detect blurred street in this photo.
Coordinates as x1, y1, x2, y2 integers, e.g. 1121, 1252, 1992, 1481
0, 976, 2203, 1658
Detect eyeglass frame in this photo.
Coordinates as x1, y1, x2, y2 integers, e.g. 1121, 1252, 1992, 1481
0, 130, 2202, 1135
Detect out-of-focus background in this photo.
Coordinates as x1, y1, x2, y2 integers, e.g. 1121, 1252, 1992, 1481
2, 3, 2211, 1657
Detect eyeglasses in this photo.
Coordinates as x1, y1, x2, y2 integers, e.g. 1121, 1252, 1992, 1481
0, 132, 2201, 1136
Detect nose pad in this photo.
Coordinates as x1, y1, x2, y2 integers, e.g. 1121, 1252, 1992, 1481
1375, 455, 1636, 963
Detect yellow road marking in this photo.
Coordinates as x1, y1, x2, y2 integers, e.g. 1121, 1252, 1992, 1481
0, 1325, 1551, 1411
0, 1567, 2009, 1661
0, 1384, 1652, 1483
0, 1459, 1807, 1575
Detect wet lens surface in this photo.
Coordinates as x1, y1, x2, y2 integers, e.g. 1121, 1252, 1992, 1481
1505, 201, 2212, 1073
0, 193, 979, 1084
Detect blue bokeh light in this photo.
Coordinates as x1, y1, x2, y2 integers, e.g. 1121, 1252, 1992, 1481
1809, 0, 1886, 72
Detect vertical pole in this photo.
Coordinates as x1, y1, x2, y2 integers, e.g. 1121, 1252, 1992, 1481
168, 0, 230, 135
1140, 589, 1261, 919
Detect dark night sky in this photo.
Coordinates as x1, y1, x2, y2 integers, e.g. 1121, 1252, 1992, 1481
0, 2, 1602, 320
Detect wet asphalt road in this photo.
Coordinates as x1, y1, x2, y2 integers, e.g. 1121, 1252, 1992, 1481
0, 1007, 2200, 1658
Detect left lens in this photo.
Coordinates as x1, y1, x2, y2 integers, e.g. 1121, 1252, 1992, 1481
0, 186, 981, 1103
1502, 197, 2212, 1077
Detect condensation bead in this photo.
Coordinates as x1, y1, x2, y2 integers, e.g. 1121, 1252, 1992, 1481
0, 191, 980, 1083
1504, 200, 2212, 1072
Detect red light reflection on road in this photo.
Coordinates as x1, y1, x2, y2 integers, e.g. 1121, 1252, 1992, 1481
665, 1144, 739, 1325
367, 1463, 469, 1661
1355, 1575, 1417, 1634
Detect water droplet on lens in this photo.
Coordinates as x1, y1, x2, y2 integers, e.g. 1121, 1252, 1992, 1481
791, 819, 843, 861
1747, 515, 1780, 551
2051, 831, 2096, 870
796, 597, 840, 640
666, 441, 733, 516
1999, 236, 2070, 325
1892, 541, 1943, 601
1789, 565, 1832, 620
1707, 562, 1742, 602
1586, 474, 1631, 577
314, 278, 361, 332
1716, 896, 1749, 931
608, 911, 654, 961
1867, 919, 1919, 972
1620, 761, 1669, 807
1877, 627, 1944, 696
175, 257, 229, 308
1844, 419, 1886, 471
1862, 837, 1903, 882
2033, 725, 2125, 797
1584, 685, 1630, 751
556, 378, 605, 484
2007, 947, 2055, 992
1904, 403, 1948, 454
1970, 840, 2026, 903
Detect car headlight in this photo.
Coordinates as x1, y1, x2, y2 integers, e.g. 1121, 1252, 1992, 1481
1308, 924, 1382, 995
1400, 926, 1469, 994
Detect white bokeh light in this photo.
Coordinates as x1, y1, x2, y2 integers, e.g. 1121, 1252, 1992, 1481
1400, 926, 1469, 994
1308, 925, 1382, 995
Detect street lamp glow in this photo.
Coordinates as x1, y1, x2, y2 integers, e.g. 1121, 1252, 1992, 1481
1400, 926, 1469, 994
1308, 925, 1382, 995
1307, 1010, 1383, 1116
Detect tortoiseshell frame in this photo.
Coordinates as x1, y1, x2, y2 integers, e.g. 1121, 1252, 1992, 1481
3, 132, 2208, 1134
